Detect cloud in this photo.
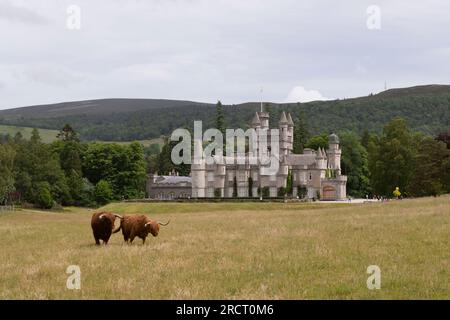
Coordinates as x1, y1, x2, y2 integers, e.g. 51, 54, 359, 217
0, 1, 48, 25
284, 86, 328, 103
22, 64, 86, 86
1, 1, 450, 109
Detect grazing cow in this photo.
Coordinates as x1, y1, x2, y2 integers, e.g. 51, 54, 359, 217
91, 212, 123, 245
113, 214, 170, 244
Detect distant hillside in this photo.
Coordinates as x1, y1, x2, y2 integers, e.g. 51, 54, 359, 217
0, 98, 203, 119
0, 125, 58, 143
0, 85, 449, 141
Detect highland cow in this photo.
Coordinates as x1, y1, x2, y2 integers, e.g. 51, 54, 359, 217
91, 211, 123, 245
113, 214, 170, 244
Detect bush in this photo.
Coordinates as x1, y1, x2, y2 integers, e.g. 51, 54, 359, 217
258, 187, 270, 198
278, 187, 287, 197
297, 186, 307, 199
34, 182, 53, 209
94, 180, 113, 205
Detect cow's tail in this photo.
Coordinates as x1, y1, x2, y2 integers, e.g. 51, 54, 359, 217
113, 214, 123, 233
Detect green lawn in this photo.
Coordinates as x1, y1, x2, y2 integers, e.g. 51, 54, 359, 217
0, 125, 59, 143
0, 196, 449, 299
0, 124, 164, 147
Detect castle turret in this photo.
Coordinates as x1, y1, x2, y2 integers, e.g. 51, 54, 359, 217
316, 147, 327, 170
327, 133, 341, 174
191, 138, 206, 197
251, 112, 261, 129
279, 111, 289, 156
258, 111, 269, 129
286, 112, 294, 152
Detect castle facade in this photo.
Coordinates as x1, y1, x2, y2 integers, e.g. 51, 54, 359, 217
190, 111, 347, 200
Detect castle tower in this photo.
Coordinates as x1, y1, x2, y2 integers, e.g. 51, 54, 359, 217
191, 138, 206, 197
279, 111, 289, 156
286, 112, 294, 152
316, 147, 327, 170
327, 133, 341, 175
258, 111, 269, 129
251, 112, 261, 129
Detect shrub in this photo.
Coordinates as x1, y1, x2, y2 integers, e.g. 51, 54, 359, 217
94, 180, 113, 205
297, 186, 307, 199
34, 182, 53, 209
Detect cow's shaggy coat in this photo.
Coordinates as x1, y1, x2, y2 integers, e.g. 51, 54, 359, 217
113, 214, 170, 244
91, 212, 122, 245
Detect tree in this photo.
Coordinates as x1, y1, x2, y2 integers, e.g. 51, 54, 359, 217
30, 128, 41, 144
293, 111, 309, 153
407, 136, 450, 196
436, 132, 450, 149
232, 177, 237, 198
82, 142, 147, 200
13, 133, 71, 205
305, 134, 328, 150
340, 131, 370, 197
368, 118, 416, 197
360, 130, 371, 150
33, 182, 53, 209
216, 100, 226, 135
155, 138, 190, 176
94, 180, 113, 205
0, 144, 16, 204
57, 124, 79, 142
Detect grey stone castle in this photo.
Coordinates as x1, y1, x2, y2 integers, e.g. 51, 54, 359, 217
148, 111, 347, 201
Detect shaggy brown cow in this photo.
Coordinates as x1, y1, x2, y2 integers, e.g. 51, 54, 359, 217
91, 211, 123, 245
113, 214, 170, 244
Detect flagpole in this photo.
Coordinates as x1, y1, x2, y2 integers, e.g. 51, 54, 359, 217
260, 86, 263, 113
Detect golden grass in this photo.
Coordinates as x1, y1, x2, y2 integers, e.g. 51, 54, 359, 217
0, 196, 449, 299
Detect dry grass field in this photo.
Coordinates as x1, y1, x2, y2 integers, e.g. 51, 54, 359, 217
0, 196, 449, 299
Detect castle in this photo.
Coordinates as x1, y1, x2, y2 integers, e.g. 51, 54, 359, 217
147, 111, 346, 200
189, 111, 347, 200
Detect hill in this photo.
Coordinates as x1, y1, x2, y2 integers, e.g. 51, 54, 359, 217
0, 85, 449, 141
0, 125, 59, 143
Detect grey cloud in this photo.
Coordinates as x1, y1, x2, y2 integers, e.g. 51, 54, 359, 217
0, 1, 48, 25
0, 0, 449, 108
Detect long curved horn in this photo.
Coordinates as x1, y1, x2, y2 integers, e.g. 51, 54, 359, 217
145, 221, 152, 227
114, 214, 123, 219
158, 219, 170, 226
99, 214, 105, 219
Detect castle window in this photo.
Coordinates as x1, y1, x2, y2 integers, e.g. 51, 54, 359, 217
238, 171, 246, 181
309, 172, 312, 180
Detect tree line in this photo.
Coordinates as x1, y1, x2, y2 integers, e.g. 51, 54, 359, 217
0, 110, 448, 208
1, 91, 449, 141
293, 116, 450, 198
0, 125, 147, 208
152, 101, 450, 199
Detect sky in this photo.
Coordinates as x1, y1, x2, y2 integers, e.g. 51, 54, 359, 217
0, 0, 450, 109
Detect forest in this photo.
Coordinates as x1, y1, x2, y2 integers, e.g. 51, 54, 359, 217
0, 98, 449, 208
0, 86, 449, 141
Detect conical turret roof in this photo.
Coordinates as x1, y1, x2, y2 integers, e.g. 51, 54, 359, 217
251, 112, 261, 126
279, 111, 288, 125
287, 112, 294, 126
